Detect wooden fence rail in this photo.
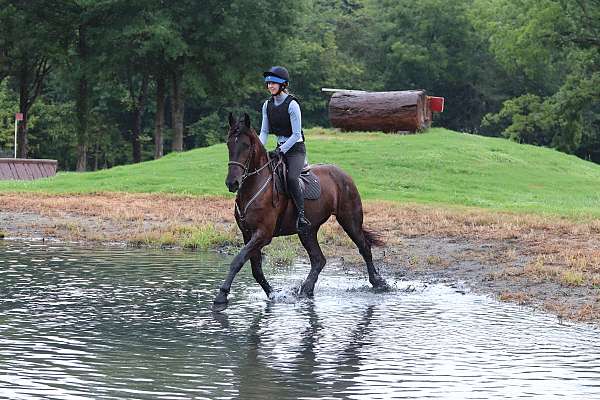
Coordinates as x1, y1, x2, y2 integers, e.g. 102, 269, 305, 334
0, 158, 58, 180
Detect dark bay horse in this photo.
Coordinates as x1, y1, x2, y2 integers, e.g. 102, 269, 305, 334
213, 113, 388, 310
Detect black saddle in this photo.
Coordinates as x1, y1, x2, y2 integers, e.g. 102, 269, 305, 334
274, 162, 321, 200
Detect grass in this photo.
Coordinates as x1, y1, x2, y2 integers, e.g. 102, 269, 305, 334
264, 236, 299, 266
561, 271, 586, 286
2, 127, 600, 218
130, 224, 240, 250
128, 222, 300, 265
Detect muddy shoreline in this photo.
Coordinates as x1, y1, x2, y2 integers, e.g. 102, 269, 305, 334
1, 193, 599, 324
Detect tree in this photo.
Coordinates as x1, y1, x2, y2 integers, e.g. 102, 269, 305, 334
479, 0, 600, 160
356, 0, 509, 131
0, 1, 71, 158
177, 0, 302, 147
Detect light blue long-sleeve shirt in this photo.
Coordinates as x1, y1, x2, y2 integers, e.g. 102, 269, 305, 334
259, 92, 303, 154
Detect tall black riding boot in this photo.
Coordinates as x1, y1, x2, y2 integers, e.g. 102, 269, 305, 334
288, 178, 311, 233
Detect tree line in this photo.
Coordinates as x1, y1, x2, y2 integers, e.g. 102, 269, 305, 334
0, 0, 598, 170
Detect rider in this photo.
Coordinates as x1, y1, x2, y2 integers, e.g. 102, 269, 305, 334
259, 66, 311, 233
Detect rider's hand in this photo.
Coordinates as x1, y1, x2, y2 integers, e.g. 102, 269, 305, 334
268, 148, 282, 159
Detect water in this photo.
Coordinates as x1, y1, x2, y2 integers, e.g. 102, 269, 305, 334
1, 240, 600, 399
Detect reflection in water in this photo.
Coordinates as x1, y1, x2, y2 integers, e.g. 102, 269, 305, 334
1, 240, 600, 399
234, 301, 377, 399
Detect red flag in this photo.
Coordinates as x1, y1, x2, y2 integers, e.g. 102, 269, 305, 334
428, 97, 445, 113
15, 113, 23, 121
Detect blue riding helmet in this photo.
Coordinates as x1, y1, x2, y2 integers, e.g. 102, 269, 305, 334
263, 66, 290, 83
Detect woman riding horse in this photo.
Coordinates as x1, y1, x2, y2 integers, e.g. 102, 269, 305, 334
213, 68, 389, 311
260, 66, 311, 233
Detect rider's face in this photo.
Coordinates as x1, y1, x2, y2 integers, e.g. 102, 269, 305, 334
267, 81, 282, 95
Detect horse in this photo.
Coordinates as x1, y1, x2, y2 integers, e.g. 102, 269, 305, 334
213, 113, 388, 311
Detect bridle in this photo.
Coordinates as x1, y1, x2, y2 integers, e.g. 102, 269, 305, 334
227, 126, 283, 224
227, 138, 269, 187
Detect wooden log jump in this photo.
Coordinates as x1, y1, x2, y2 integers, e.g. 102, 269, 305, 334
0, 158, 58, 180
326, 89, 437, 133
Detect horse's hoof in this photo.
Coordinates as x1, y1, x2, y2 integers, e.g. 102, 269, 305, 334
372, 278, 391, 292
298, 287, 314, 298
212, 300, 229, 312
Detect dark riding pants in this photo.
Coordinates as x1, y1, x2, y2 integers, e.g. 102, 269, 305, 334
281, 142, 306, 212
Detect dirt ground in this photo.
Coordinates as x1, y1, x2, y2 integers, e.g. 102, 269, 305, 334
1, 192, 600, 324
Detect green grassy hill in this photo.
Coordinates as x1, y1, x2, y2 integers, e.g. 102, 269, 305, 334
2, 127, 600, 218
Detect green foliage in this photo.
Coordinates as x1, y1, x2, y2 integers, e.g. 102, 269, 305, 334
3, 128, 600, 219
360, 0, 506, 131
0, 80, 17, 156
276, 0, 367, 126
483, 47, 600, 159
482, 94, 553, 146
1, 0, 600, 170
477, 0, 600, 160
187, 112, 226, 148
471, 0, 568, 88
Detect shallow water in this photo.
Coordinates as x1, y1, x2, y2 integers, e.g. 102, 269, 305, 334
1, 240, 600, 399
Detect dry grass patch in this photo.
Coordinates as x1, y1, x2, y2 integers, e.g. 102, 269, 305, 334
317, 219, 355, 248
544, 300, 600, 322
487, 266, 521, 281
522, 249, 600, 288
0, 192, 235, 226
363, 200, 600, 243
4, 194, 600, 248
524, 256, 563, 281
51, 221, 87, 241
499, 291, 531, 305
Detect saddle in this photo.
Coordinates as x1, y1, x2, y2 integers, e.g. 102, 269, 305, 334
273, 161, 321, 200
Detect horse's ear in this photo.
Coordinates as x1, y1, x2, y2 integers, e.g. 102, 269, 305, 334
243, 113, 251, 128
228, 112, 235, 127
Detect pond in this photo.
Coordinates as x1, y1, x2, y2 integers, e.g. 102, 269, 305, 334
1, 240, 599, 399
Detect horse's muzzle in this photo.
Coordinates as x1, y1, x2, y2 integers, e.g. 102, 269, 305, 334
225, 177, 240, 193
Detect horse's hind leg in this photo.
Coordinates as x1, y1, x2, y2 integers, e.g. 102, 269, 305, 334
299, 229, 327, 297
336, 212, 388, 289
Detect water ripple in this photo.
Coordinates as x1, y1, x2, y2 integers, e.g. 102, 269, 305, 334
0, 240, 599, 399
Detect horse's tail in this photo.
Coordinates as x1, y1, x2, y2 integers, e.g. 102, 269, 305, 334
363, 227, 385, 247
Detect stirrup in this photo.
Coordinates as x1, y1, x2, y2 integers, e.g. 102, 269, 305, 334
297, 213, 311, 232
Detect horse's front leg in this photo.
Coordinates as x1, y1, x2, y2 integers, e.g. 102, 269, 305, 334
242, 229, 272, 297
213, 231, 270, 311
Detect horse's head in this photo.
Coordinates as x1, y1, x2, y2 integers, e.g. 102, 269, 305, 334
225, 112, 257, 193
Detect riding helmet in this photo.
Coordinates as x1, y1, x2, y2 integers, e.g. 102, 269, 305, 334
263, 66, 290, 84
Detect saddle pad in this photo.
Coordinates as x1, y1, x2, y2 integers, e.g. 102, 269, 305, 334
300, 171, 321, 200
275, 166, 321, 200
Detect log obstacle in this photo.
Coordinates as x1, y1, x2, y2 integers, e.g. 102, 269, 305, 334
0, 158, 58, 180
326, 89, 443, 133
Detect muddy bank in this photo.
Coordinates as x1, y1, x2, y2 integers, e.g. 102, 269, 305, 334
1, 193, 599, 323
